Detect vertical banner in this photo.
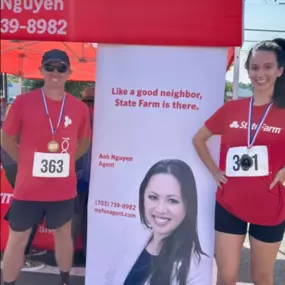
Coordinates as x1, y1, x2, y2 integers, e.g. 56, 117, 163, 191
86, 45, 227, 285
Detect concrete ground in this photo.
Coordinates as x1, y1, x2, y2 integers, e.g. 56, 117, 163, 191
1, 237, 284, 285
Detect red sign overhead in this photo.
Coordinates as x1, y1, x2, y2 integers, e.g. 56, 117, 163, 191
0, 0, 243, 46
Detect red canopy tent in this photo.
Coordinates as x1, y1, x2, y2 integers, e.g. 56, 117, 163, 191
1, 0, 241, 81
0, 0, 243, 253
0, 40, 96, 81
0, 41, 234, 81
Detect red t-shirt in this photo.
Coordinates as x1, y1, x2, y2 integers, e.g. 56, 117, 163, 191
205, 98, 285, 226
2, 89, 91, 202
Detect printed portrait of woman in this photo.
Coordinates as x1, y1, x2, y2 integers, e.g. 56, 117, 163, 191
105, 159, 213, 285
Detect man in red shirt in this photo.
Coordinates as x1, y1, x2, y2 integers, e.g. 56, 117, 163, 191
1, 49, 91, 285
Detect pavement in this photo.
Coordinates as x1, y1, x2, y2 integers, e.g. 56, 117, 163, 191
1, 237, 284, 285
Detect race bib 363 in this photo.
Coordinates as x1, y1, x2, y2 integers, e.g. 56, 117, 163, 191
32, 152, 70, 178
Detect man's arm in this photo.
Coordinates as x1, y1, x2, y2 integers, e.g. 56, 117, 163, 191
1, 98, 22, 161
1, 131, 19, 162
76, 103, 92, 160
75, 138, 91, 160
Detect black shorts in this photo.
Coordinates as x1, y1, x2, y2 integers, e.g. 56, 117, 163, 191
8, 198, 76, 232
215, 202, 285, 243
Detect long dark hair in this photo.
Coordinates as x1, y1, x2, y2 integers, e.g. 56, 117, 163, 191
139, 159, 206, 285
245, 38, 285, 108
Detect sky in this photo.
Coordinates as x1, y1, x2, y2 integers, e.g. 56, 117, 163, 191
226, 0, 285, 83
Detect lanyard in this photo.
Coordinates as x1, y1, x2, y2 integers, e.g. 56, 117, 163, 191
247, 96, 273, 148
41, 89, 66, 137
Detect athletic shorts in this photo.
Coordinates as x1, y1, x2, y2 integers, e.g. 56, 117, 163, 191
8, 198, 76, 232
215, 202, 285, 243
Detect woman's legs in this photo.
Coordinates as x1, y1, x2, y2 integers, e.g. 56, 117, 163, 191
249, 221, 285, 285
214, 202, 247, 285
215, 232, 245, 285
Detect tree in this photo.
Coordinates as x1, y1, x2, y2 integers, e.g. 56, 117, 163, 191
7, 75, 19, 83
22, 79, 94, 99
224, 81, 233, 102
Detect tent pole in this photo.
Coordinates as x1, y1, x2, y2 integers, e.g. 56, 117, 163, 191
19, 77, 24, 93
4, 73, 8, 101
232, 47, 241, 100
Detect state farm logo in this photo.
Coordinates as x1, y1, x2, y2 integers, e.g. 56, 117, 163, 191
229, 120, 283, 134
64, 116, 72, 128
229, 121, 240, 128
0, 193, 13, 204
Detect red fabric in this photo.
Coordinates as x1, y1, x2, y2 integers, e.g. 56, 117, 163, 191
2, 89, 91, 202
227, 47, 235, 71
0, 0, 242, 252
0, 168, 82, 251
1, 1, 243, 46
0, 41, 96, 81
0, 42, 235, 81
205, 98, 285, 226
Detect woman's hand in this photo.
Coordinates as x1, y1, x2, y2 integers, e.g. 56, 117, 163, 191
270, 167, 285, 189
213, 170, 228, 188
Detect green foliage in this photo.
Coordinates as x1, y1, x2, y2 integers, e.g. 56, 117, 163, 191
7, 75, 19, 83
64, 81, 94, 98
224, 81, 233, 102
22, 79, 94, 99
224, 81, 252, 102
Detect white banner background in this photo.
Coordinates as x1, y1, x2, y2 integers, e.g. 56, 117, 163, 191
86, 45, 227, 285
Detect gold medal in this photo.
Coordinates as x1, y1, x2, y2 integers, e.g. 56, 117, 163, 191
47, 140, 59, 152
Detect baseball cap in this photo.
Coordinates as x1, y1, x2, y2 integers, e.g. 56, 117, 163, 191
82, 87, 95, 102
41, 49, 70, 66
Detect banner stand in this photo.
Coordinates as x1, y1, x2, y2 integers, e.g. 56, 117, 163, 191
85, 44, 228, 284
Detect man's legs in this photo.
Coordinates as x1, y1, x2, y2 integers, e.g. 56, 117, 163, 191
4, 207, 46, 271
2, 200, 44, 284
3, 163, 46, 270
45, 198, 76, 285
54, 221, 74, 284
3, 228, 32, 283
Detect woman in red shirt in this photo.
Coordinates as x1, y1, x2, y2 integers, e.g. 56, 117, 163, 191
193, 38, 285, 285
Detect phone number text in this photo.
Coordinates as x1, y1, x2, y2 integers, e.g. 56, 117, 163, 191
1, 18, 67, 35
95, 200, 136, 211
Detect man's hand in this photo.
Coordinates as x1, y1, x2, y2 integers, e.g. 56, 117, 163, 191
75, 138, 91, 160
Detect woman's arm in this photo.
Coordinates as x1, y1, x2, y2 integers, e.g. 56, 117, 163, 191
193, 126, 227, 187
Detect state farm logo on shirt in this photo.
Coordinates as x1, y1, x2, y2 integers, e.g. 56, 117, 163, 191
0, 193, 13, 204
229, 121, 283, 134
64, 116, 72, 128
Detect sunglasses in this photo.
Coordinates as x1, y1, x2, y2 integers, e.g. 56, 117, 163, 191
43, 64, 68, 73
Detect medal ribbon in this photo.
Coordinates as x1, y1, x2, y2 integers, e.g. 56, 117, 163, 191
41, 89, 66, 137
247, 96, 273, 148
